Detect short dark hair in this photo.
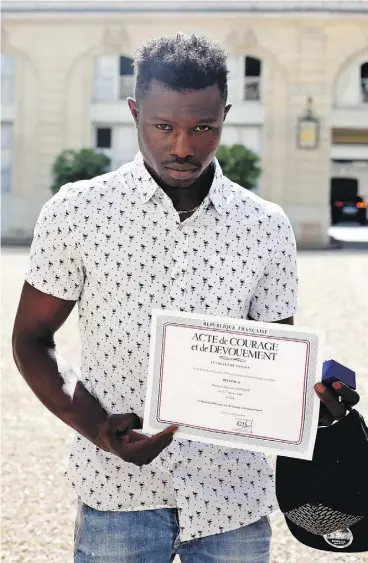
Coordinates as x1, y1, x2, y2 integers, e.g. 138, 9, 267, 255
134, 32, 228, 102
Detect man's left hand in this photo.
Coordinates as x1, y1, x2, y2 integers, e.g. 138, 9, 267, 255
314, 381, 360, 426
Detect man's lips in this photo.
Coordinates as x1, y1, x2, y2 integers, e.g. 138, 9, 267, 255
165, 166, 198, 180
165, 165, 198, 171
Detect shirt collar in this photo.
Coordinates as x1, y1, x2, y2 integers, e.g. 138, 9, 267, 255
131, 152, 232, 215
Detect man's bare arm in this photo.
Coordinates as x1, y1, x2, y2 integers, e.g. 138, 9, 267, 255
12, 282, 176, 465
12, 282, 109, 446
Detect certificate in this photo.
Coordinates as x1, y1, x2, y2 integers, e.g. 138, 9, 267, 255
143, 310, 324, 460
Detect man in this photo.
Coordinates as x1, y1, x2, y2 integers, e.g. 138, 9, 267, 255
12, 33, 359, 562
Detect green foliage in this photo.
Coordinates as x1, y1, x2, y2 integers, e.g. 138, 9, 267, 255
216, 144, 261, 190
51, 149, 111, 194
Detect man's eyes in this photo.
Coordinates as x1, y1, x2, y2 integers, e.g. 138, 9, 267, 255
193, 126, 211, 132
155, 125, 211, 132
156, 124, 172, 131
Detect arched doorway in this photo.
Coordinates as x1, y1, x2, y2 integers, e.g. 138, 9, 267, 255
331, 49, 368, 229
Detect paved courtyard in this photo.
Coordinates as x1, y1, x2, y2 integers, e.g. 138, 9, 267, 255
1, 247, 368, 563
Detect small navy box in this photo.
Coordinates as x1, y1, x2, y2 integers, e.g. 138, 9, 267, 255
322, 359, 356, 390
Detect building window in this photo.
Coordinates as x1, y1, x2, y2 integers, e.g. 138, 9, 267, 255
1, 122, 13, 193
93, 55, 117, 102
1, 54, 15, 105
93, 54, 134, 102
96, 127, 112, 149
361, 62, 368, 103
93, 124, 139, 171
244, 57, 262, 101
119, 56, 134, 99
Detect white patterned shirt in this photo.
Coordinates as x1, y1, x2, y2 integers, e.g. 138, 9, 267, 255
27, 153, 298, 541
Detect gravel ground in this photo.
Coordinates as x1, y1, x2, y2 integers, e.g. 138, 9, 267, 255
2, 247, 368, 563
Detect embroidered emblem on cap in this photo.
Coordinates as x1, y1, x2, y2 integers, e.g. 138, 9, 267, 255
323, 528, 354, 549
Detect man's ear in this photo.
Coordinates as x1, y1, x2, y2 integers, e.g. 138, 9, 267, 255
128, 98, 139, 124
224, 104, 232, 122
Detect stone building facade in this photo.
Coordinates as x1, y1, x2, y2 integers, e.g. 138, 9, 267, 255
1, 0, 368, 246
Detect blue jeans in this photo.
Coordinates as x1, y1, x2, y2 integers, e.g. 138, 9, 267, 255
74, 502, 271, 563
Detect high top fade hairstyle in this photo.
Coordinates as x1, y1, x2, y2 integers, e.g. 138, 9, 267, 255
134, 32, 228, 103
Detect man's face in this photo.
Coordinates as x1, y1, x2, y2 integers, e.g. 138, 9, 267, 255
128, 80, 231, 188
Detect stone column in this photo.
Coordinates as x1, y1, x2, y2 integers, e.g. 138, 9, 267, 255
281, 26, 331, 248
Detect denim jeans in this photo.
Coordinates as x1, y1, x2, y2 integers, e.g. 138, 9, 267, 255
74, 502, 271, 563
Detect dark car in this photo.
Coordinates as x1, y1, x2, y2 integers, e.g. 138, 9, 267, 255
331, 196, 367, 225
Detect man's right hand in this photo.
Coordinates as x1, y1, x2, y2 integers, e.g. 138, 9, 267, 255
98, 413, 178, 466
12, 284, 178, 466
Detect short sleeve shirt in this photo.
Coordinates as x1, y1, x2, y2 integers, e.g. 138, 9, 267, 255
27, 154, 298, 541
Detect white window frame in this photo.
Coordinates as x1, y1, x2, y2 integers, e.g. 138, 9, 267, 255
361, 62, 368, 104
93, 54, 119, 102
227, 55, 244, 104
1, 121, 13, 193
119, 75, 135, 100
244, 56, 262, 102
334, 53, 368, 107
93, 54, 134, 102
118, 55, 135, 100
1, 54, 15, 105
92, 123, 139, 171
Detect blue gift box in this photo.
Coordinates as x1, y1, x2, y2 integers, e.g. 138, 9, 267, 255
322, 359, 356, 390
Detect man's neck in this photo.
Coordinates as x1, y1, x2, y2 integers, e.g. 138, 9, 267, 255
144, 162, 215, 212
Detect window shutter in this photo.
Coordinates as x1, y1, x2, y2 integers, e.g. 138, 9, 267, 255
113, 125, 139, 167
227, 55, 242, 104
1, 54, 15, 105
1, 122, 13, 193
335, 63, 361, 106
93, 54, 118, 102
360, 63, 368, 103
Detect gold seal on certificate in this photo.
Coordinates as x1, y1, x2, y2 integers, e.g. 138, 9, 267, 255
143, 310, 324, 460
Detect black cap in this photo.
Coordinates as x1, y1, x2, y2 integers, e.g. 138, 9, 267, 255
275, 409, 368, 553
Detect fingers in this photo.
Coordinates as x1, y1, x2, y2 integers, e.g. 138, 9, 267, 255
108, 413, 143, 436
332, 381, 360, 407
147, 425, 178, 454
118, 429, 147, 445
140, 425, 178, 465
126, 430, 147, 442
115, 425, 178, 466
315, 380, 360, 425
315, 383, 346, 421
125, 426, 177, 445
149, 425, 178, 446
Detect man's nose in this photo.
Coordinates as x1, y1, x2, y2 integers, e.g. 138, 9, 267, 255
170, 132, 194, 159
